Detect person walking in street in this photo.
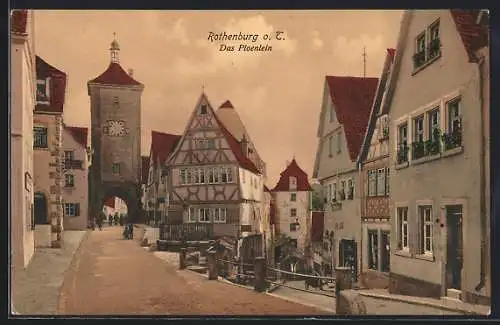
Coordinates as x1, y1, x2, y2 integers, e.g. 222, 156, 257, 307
108, 214, 113, 227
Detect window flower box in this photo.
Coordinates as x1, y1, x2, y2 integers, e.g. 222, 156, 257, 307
428, 38, 441, 60
412, 51, 426, 69
442, 125, 462, 151
397, 145, 409, 164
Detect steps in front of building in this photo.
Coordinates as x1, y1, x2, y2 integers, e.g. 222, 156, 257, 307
446, 288, 462, 301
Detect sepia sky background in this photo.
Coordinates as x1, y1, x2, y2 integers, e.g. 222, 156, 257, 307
34, 10, 403, 187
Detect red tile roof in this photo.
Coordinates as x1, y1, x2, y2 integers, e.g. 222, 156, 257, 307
220, 100, 234, 108
141, 156, 150, 184
271, 159, 312, 192
11, 10, 28, 34
450, 10, 489, 63
65, 126, 88, 148
35, 56, 67, 114
104, 197, 115, 209
311, 211, 324, 243
89, 62, 142, 86
326, 76, 378, 161
151, 131, 181, 166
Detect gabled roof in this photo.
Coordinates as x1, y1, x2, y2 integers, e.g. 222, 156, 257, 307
141, 156, 149, 184
35, 56, 67, 114
151, 131, 181, 166
11, 10, 28, 34
89, 62, 142, 87
311, 211, 324, 243
168, 93, 261, 174
271, 158, 312, 192
357, 49, 396, 165
65, 126, 88, 148
450, 10, 489, 63
326, 76, 379, 161
216, 100, 265, 174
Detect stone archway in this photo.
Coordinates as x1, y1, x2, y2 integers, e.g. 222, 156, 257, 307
95, 183, 141, 223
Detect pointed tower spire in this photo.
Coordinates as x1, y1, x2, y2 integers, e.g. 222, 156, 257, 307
110, 32, 120, 64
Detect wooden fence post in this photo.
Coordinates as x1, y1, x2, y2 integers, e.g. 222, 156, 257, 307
179, 248, 186, 270
207, 251, 218, 280
254, 257, 266, 292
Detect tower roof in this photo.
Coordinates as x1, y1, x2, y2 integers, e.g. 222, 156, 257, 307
89, 62, 142, 86
271, 158, 312, 192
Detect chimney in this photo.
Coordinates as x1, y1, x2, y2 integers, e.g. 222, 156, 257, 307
128, 68, 134, 77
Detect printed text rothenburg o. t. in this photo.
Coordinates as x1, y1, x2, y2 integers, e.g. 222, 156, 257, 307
207, 31, 286, 52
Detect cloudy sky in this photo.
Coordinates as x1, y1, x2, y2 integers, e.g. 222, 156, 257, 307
34, 10, 403, 187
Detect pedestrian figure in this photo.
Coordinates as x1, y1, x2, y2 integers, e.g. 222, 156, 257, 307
114, 214, 119, 225
108, 214, 113, 227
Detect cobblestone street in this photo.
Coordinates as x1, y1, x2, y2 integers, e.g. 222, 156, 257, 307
57, 227, 330, 315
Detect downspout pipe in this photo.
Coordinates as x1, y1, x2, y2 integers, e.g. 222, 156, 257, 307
475, 53, 486, 292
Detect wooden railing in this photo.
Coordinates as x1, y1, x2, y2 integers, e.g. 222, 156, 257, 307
160, 223, 214, 241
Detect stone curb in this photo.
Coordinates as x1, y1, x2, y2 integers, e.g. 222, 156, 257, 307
358, 291, 486, 315
56, 230, 92, 311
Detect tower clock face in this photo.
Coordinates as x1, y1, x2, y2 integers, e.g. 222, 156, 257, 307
106, 120, 126, 137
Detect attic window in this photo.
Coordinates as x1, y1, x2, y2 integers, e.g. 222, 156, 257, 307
36, 78, 50, 104
113, 96, 119, 107
200, 104, 207, 115
289, 176, 297, 190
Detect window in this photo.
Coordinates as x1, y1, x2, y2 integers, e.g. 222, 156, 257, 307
330, 105, 335, 122
289, 176, 297, 190
186, 169, 192, 184
214, 168, 220, 183
380, 231, 390, 272
376, 169, 385, 196
290, 208, 297, 217
199, 208, 210, 222
340, 180, 346, 200
385, 168, 390, 195
397, 207, 409, 251
443, 97, 462, 150
113, 96, 119, 107
328, 136, 333, 157
34, 127, 48, 148
290, 193, 297, 202
65, 174, 75, 187
368, 230, 379, 270
207, 139, 216, 149
413, 115, 424, 143
428, 20, 441, 60
419, 206, 433, 255
199, 168, 206, 184
208, 168, 215, 183
416, 33, 426, 54
332, 182, 337, 201
64, 203, 80, 217
368, 170, 377, 197
112, 163, 120, 174
221, 167, 227, 183
188, 207, 196, 222
196, 139, 207, 149
413, 32, 427, 68
36, 78, 50, 103
226, 167, 233, 183
428, 108, 440, 141
290, 223, 298, 232
397, 123, 408, 164
347, 178, 354, 199
214, 208, 227, 223
179, 169, 186, 185
64, 151, 75, 162
200, 104, 207, 115
337, 131, 342, 153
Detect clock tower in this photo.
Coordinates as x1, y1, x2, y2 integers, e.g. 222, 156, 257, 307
88, 35, 144, 222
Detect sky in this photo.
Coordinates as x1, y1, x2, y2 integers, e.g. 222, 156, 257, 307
33, 10, 403, 187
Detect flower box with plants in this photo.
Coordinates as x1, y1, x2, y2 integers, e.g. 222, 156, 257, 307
428, 38, 441, 60
397, 144, 409, 164
413, 51, 426, 69
442, 123, 462, 151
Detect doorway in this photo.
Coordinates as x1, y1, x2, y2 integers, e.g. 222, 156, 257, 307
339, 239, 358, 282
446, 205, 463, 291
34, 192, 48, 225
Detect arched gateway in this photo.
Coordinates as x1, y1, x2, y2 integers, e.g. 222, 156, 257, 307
88, 35, 144, 223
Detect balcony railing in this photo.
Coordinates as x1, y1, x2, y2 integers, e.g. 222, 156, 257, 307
160, 223, 214, 241
64, 159, 83, 170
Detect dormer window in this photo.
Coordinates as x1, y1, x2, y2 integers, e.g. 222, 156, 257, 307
36, 78, 50, 104
289, 176, 297, 190
200, 104, 207, 115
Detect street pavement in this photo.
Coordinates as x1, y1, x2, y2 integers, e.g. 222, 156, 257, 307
12, 230, 88, 315
269, 280, 462, 315
57, 227, 330, 315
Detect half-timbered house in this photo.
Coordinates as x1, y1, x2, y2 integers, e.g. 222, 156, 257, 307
144, 131, 181, 224
356, 48, 396, 289
165, 93, 264, 241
